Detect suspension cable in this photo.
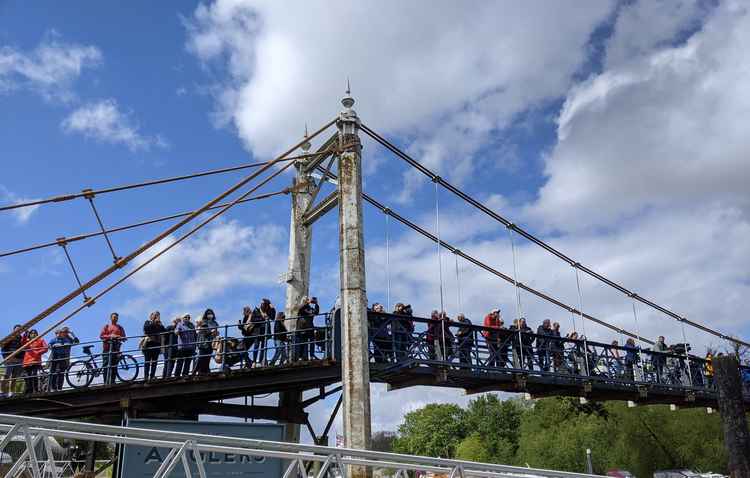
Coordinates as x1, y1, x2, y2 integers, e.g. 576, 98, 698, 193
681, 320, 693, 387
315, 165, 654, 345
454, 251, 462, 313
0, 153, 331, 213
433, 180, 446, 314
385, 209, 391, 311
359, 123, 748, 348
0, 118, 337, 352
630, 296, 646, 377
434, 179, 447, 361
0, 188, 290, 259
574, 265, 591, 376
507, 227, 525, 369
0, 155, 299, 366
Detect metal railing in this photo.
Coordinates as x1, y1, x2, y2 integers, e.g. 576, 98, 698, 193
0, 313, 332, 396
366, 312, 749, 396
0, 414, 606, 478
2, 310, 747, 400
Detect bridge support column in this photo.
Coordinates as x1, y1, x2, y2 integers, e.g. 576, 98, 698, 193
280, 136, 314, 444
337, 88, 372, 474
715, 355, 750, 477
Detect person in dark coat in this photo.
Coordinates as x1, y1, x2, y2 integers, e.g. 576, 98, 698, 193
369, 303, 391, 363
1, 324, 27, 398
454, 314, 473, 368
549, 322, 563, 371
142, 311, 165, 381
48, 327, 79, 391
162, 317, 181, 378
536, 319, 552, 372
392, 303, 414, 360
295, 296, 319, 361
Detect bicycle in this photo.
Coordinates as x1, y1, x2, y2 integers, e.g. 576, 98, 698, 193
65, 343, 139, 389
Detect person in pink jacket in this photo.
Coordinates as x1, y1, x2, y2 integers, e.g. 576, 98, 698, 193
22, 329, 48, 395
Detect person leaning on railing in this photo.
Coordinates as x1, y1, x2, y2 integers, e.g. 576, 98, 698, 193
1, 324, 26, 398
48, 326, 79, 391
142, 311, 165, 381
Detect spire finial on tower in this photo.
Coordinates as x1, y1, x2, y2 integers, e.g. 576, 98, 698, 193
341, 78, 355, 109
301, 123, 311, 152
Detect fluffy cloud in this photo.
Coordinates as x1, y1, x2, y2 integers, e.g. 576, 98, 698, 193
61, 99, 168, 151
0, 35, 101, 101
531, 0, 750, 231
127, 219, 287, 312
0, 185, 41, 224
185, 0, 614, 190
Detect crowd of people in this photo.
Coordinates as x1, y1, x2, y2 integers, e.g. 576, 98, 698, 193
2, 297, 748, 398
0, 296, 323, 397
368, 304, 737, 388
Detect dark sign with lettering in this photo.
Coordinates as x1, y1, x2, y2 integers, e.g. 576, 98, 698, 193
121, 419, 285, 477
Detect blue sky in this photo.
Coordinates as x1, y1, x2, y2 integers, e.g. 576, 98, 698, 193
2, 0, 750, 434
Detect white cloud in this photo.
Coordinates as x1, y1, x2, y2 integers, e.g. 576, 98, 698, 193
531, 0, 750, 231
185, 0, 614, 191
61, 99, 168, 151
0, 35, 101, 101
127, 219, 288, 314
604, 0, 708, 68
0, 185, 41, 224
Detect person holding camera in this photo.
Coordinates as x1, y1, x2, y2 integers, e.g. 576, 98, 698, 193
392, 303, 414, 360
295, 296, 319, 361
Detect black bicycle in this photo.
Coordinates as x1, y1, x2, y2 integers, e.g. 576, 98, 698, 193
65, 344, 139, 389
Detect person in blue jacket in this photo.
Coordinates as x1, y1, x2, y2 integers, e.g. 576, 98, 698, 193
48, 327, 79, 391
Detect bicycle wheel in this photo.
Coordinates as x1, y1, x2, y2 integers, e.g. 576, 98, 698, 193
116, 355, 140, 383
66, 361, 94, 389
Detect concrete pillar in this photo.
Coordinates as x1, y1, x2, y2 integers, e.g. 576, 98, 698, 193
279, 137, 314, 444
337, 89, 372, 467
715, 355, 750, 477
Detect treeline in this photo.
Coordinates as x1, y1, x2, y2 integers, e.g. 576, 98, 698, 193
385, 395, 728, 477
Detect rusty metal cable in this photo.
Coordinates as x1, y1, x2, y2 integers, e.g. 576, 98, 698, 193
0, 153, 325, 213
359, 123, 747, 348
314, 165, 654, 345
0, 158, 298, 367
0, 118, 337, 353
0, 188, 290, 259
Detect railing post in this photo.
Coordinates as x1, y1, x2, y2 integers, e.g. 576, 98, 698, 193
22, 426, 42, 478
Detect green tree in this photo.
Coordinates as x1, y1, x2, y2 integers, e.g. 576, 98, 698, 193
463, 394, 525, 462
392, 403, 466, 458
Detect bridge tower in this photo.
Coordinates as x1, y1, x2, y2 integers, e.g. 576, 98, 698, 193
279, 88, 372, 457
279, 128, 314, 443
336, 87, 372, 458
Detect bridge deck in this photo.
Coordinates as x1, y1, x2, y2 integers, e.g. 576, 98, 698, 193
2, 311, 747, 422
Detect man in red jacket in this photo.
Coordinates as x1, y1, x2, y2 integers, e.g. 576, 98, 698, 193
483, 309, 506, 367
100, 312, 127, 384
